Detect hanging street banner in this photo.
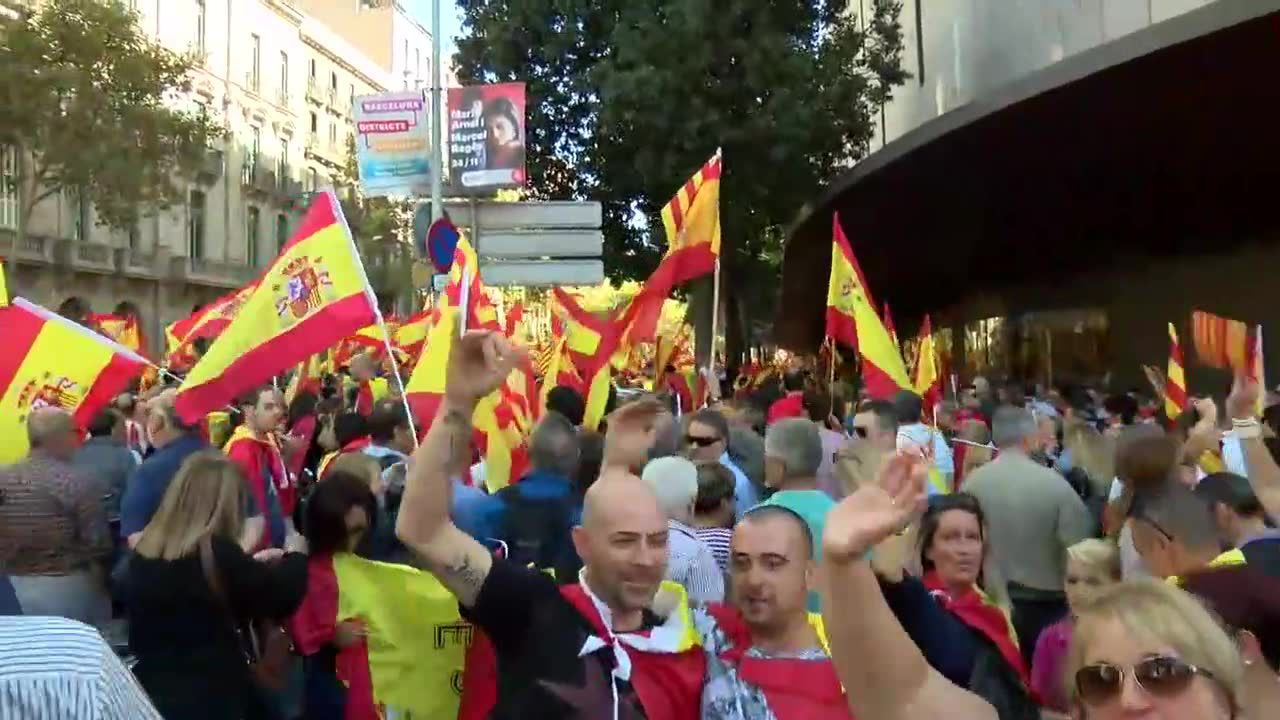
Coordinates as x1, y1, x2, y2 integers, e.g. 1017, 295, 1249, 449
352, 90, 432, 197
447, 82, 527, 192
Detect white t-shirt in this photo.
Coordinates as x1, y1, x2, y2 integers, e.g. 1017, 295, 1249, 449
1108, 478, 1149, 580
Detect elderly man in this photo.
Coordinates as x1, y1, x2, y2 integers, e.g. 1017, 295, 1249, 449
0, 408, 111, 626
759, 418, 836, 611
695, 505, 852, 719
962, 405, 1092, 666
120, 390, 263, 550
399, 331, 705, 719
685, 408, 756, 520
471, 412, 583, 580
642, 456, 725, 603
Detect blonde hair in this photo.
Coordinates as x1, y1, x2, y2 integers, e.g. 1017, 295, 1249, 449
134, 450, 248, 561
1067, 579, 1243, 711
1065, 538, 1122, 581
327, 452, 383, 494
1063, 418, 1115, 497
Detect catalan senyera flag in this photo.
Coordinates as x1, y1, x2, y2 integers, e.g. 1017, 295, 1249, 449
617, 151, 722, 346
289, 553, 469, 719
1191, 310, 1253, 373
0, 298, 149, 463
175, 191, 378, 423
831, 213, 910, 399
1165, 323, 1188, 421
550, 288, 618, 431
913, 315, 942, 415
1253, 326, 1266, 418
394, 309, 432, 360
0, 258, 9, 307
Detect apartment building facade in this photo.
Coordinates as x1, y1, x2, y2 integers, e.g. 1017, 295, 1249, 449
0, 0, 392, 352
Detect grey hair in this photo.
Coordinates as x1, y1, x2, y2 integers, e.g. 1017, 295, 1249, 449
991, 405, 1037, 449
152, 390, 199, 434
640, 456, 699, 521
529, 412, 581, 478
763, 418, 824, 478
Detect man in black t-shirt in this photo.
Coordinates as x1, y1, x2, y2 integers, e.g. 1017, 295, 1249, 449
395, 331, 706, 720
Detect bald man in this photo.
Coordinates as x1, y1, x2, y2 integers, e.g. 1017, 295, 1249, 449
695, 505, 852, 719
0, 408, 111, 627
396, 330, 705, 719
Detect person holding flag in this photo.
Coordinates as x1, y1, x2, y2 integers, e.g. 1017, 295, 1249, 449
225, 386, 296, 551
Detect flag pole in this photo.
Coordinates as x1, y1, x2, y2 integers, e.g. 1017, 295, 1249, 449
707, 256, 720, 404
827, 336, 836, 418
374, 315, 419, 447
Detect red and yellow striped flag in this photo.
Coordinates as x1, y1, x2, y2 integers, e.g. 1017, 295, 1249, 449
394, 309, 432, 361
0, 298, 149, 462
1191, 310, 1252, 372
93, 314, 145, 355
883, 302, 900, 350
175, 191, 378, 423
550, 288, 617, 431
1165, 323, 1188, 420
830, 213, 910, 399
616, 151, 722, 346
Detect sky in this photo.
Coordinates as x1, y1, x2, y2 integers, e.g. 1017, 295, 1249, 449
408, 0, 464, 60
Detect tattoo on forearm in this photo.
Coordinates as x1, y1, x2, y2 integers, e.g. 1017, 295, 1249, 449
439, 552, 485, 594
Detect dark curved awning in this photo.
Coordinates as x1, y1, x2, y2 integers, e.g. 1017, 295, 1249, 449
778, 0, 1280, 349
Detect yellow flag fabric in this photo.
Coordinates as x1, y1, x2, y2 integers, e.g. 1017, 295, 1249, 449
0, 299, 148, 462
175, 191, 377, 422
333, 553, 467, 718
660, 151, 722, 257
0, 258, 9, 307
832, 215, 909, 399
1165, 323, 1188, 420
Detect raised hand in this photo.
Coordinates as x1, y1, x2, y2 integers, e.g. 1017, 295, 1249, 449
1227, 374, 1261, 421
823, 452, 928, 565
445, 331, 527, 407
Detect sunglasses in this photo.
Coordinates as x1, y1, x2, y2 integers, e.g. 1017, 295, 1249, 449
1075, 656, 1214, 706
685, 434, 721, 447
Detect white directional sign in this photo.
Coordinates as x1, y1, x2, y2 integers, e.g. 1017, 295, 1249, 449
480, 260, 604, 287
435, 200, 604, 287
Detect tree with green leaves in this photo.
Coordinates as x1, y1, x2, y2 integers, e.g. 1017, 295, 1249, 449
0, 0, 220, 253
455, 0, 906, 365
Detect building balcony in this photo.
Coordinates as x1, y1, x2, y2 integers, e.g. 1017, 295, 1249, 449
178, 256, 256, 289
197, 148, 224, 180
306, 79, 323, 104
244, 71, 261, 95
276, 90, 290, 108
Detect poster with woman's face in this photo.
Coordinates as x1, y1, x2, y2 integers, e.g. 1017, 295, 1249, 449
447, 82, 527, 191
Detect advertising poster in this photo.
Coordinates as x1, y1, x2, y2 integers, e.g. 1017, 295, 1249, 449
353, 91, 432, 196
447, 82, 527, 191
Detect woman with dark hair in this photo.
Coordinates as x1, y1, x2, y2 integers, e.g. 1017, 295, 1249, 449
875, 493, 1039, 719
288, 471, 378, 720
482, 96, 523, 170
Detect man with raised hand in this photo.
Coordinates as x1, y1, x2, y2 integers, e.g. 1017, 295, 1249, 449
397, 331, 704, 720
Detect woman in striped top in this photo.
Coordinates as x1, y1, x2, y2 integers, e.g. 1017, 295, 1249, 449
692, 462, 736, 572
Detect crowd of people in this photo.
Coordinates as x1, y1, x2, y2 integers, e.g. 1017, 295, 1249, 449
2, 332, 1280, 720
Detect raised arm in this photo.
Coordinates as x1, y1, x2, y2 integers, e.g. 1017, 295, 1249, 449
1227, 376, 1280, 519
822, 454, 996, 720
395, 331, 524, 607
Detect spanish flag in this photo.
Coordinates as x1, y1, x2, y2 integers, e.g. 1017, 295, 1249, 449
174, 191, 378, 423
883, 302, 900, 351
913, 315, 941, 415
164, 284, 256, 368
616, 151, 721, 345
830, 214, 910, 399
93, 314, 145, 355
288, 553, 470, 719
0, 298, 149, 462
1165, 323, 1188, 421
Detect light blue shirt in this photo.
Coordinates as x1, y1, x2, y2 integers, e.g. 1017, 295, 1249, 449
721, 453, 757, 520
450, 476, 491, 540
1221, 432, 1248, 478
751, 489, 836, 611
897, 422, 954, 477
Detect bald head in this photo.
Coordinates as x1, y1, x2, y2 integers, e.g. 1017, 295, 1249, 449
582, 471, 662, 530
28, 407, 77, 459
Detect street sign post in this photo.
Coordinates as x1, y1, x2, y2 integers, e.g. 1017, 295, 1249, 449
430, 200, 605, 286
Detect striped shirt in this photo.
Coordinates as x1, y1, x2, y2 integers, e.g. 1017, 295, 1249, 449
667, 520, 725, 604
0, 616, 162, 719
695, 527, 732, 573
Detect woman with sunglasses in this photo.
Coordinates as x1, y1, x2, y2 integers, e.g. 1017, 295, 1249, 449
875, 492, 1041, 719
1067, 579, 1243, 719
288, 471, 378, 720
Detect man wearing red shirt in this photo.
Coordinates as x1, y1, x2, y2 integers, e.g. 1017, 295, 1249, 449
225, 386, 296, 550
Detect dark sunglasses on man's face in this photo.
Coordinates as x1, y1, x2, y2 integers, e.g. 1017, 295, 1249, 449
685, 434, 720, 448
1074, 656, 1214, 706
